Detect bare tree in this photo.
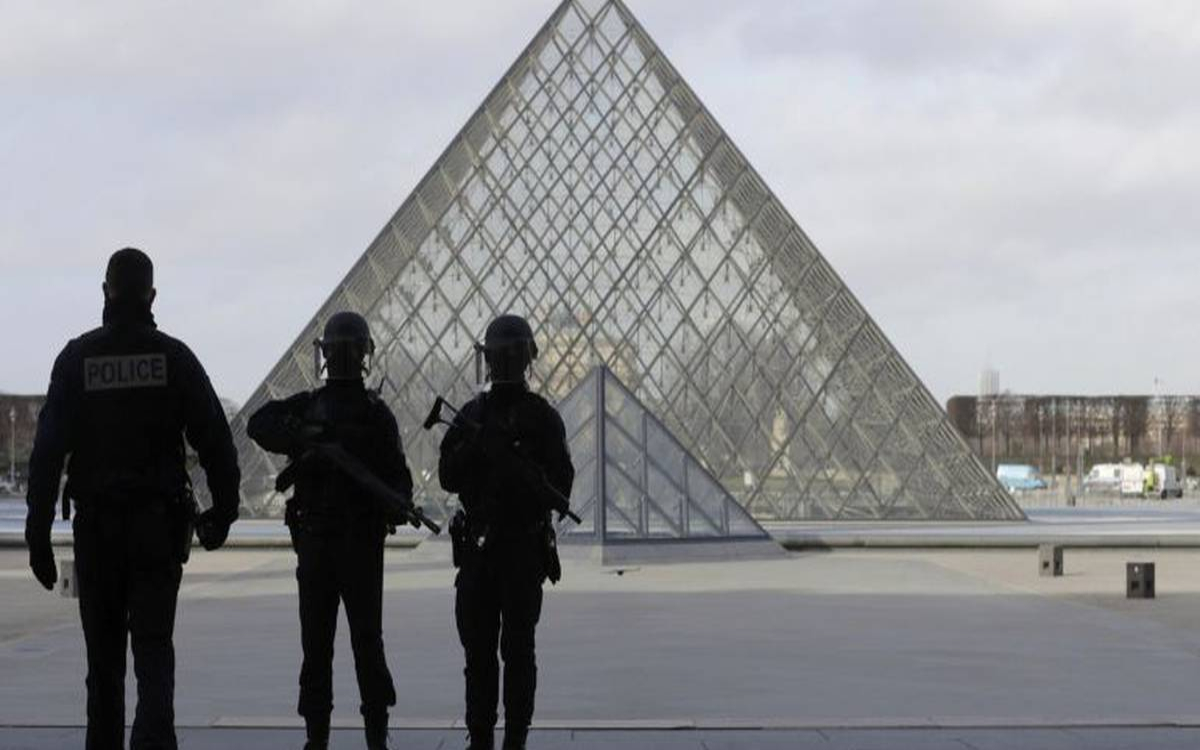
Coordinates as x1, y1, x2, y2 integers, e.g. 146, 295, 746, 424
1187, 398, 1200, 472
1106, 397, 1123, 459
1000, 396, 1023, 461
1162, 396, 1188, 460
946, 396, 979, 451
1121, 396, 1150, 460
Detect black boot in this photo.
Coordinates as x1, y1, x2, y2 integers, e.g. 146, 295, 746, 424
502, 726, 528, 749
466, 727, 494, 749
303, 715, 330, 750
364, 708, 390, 750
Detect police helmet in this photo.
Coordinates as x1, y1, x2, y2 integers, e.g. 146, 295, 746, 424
318, 311, 375, 381
479, 314, 538, 385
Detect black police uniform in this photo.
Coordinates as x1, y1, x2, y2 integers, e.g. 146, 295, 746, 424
438, 382, 574, 745
25, 299, 240, 750
246, 379, 412, 733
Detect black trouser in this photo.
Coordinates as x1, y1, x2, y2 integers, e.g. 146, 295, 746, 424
291, 516, 395, 723
455, 545, 544, 735
73, 500, 183, 750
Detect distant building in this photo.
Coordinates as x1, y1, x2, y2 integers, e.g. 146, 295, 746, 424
0, 394, 46, 481
1, 393, 240, 482
947, 393, 1200, 474
978, 369, 1000, 399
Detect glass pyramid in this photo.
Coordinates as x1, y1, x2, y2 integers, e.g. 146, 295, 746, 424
216, 0, 1024, 523
557, 366, 770, 541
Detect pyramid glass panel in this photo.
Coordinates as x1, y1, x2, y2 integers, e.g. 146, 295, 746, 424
553, 366, 771, 542
213, 0, 1023, 523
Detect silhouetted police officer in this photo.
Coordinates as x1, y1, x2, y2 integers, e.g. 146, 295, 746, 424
247, 311, 413, 750
438, 314, 574, 750
25, 247, 241, 750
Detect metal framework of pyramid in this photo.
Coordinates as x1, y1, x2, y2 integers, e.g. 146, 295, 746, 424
557, 365, 773, 545
221, 0, 1024, 523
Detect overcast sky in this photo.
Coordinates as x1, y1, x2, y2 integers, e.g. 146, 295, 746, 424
3, 0, 1198, 405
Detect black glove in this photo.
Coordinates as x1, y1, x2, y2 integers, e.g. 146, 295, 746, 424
195, 509, 232, 551
408, 506, 426, 530
388, 492, 423, 530
28, 540, 57, 591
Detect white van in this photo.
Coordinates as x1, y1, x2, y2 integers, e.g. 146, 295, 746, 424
1149, 464, 1184, 499
1118, 463, 1184, 499
1083, 464, 1123, 493
1119, 464, 1146, 497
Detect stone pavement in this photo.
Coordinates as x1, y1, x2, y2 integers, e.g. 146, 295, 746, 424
7, 726, 1200, 749
7, 543, 1200, 747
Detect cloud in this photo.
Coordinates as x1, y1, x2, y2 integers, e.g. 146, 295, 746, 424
3, 0, 1199, 405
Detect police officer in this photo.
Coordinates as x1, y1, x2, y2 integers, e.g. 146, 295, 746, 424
438, 314, 574, 750
24, 248, 241, 750
246, 311, 412, 750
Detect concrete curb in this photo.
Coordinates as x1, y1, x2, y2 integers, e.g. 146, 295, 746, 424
9, 716, 1200, 731
774, 533, 1200, 549
10, 531, 1200, 551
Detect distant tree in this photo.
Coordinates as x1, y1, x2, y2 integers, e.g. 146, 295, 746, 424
946, 396, 979, 448
999, 396, 1023, 460
1089, 397, 1106, 458
1162, 396, 1188, 459
1023, 397, 1043, 465
1122, 396, 1150, 459
1108, 397, 1124, 459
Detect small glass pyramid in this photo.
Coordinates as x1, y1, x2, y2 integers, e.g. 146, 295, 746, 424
557, 366, 771, 541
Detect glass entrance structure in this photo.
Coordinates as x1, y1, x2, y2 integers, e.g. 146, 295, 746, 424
556, 365, 772, 541
219, 0, 1024, 523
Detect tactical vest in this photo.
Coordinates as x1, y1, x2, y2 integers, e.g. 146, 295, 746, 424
65, 323, 189, 501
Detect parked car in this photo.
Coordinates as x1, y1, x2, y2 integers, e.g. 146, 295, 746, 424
996, 464, 1048, 492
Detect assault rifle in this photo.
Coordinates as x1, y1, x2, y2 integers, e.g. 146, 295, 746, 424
423, 396, 582, 525
275, 435, 441, 535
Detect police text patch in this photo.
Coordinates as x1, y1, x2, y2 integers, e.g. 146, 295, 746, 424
84, 354, 168, 391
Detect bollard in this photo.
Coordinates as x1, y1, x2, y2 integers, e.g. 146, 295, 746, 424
57, 558, 78, 599
1126, 562, 1155, 599
1038, 544, 1063, 577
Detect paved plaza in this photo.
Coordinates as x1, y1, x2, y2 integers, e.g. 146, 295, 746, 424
5, 538, 1200, 747
8, 726, 1200, 749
